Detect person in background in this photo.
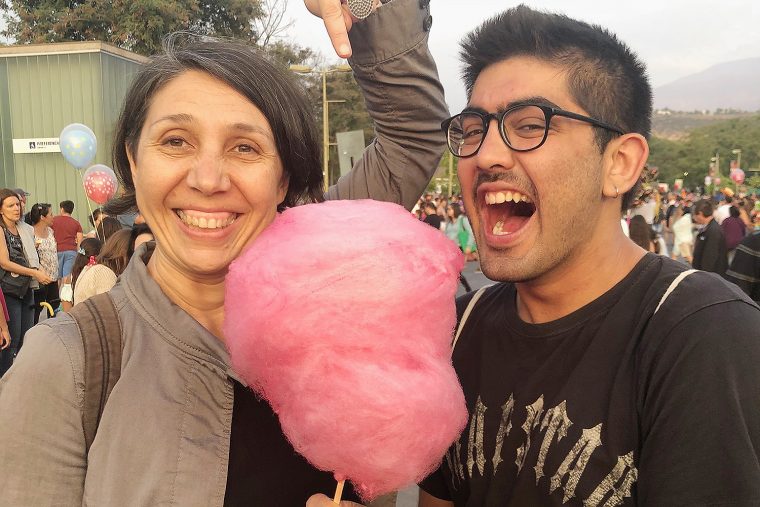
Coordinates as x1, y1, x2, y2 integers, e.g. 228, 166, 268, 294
0, 288, 10, 352
63, 237, 103, 312
722, 205, 746, 264
0, 189, 52, 376
95, 216, 124, 241
713, 194, 733, 225
27, 203, 60, 322
51, 200, 83, 282
13, 189, 42, 323
127, 223, 154, 259
670, 205, 694, 264
628, 214, 655, 252
83, 208, 106, 239
726, 211, 760, 302
692, 199, 728, 275
422, 202, 442, 230
73, 229, 131, 306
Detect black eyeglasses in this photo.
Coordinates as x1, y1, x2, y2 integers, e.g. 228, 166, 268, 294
441, 104, 625, 158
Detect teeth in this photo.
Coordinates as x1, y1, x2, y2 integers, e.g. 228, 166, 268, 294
176, 210, 236, 229
484, 191, 532, 205
492, 220, 511, 236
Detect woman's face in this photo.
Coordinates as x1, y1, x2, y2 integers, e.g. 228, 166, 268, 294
0, 196, 20, 225
128, 70, 288, 278
44, 208, 54, 226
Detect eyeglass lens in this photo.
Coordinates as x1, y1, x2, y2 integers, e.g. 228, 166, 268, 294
447, 105, 549, 157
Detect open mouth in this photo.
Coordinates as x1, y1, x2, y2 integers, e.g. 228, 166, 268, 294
175, 209, 238, 230
482, 190, 536, 236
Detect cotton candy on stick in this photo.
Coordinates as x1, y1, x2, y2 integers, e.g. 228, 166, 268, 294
224, 199, 468, 502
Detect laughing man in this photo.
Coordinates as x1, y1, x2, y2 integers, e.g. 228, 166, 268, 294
418, 6, 760, 506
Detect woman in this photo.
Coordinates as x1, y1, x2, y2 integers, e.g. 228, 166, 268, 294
629, 214, 655, 252
68, 237, 104, 297
73, 229, 130, 305
445, 202, 477, 260
83, 208, 105, 239
127, 222, 154, 259
671, 205, 694, 264
28, 203, 60, 321
0, 0, 446, 504
722, 206, 746, 264
0, 189, 53, 376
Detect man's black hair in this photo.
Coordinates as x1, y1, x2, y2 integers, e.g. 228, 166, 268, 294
460, 5, 652, 210
693, 199, 714, 218
60, 200, 75, 214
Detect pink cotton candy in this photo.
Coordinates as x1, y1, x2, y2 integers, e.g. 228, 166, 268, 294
224, 199, 467, 501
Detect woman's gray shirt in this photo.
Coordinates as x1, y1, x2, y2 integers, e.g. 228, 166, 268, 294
0, 0, 447, 504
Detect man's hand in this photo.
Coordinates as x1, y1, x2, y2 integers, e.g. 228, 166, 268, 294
304, 0, 358, 58
306, 493, 365, 507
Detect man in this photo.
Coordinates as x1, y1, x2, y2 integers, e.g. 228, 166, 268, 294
713, 194, 733, 225
413, 6, 760, 506
51, 200, 83, 281
692, 198, 728, 275
422, 202, 442, 230
726, 227, 760, 302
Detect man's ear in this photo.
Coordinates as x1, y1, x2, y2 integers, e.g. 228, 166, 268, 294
602, 133, 649, 199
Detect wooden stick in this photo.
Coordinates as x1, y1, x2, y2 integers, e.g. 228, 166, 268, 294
333, 480, 345, 504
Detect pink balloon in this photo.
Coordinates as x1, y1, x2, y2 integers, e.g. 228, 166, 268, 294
731, 168, 745, 184
714, 177, 722, 186
83, 164, 119, 204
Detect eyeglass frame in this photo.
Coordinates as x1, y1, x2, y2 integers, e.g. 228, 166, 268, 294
441, 103, 626, 158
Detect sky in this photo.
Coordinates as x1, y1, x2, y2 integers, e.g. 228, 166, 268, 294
284, 0, 760, 113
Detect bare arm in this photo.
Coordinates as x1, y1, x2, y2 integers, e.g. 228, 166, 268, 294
76, 231, 83, 248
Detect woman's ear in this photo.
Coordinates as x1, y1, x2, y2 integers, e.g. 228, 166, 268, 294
602, 133, 649, 199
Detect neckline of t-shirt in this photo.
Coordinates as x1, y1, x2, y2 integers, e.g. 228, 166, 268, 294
503, 253, 660, 338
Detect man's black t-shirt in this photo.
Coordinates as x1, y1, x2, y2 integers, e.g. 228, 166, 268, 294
421, 254, 760, 506
224, 382, 361, 506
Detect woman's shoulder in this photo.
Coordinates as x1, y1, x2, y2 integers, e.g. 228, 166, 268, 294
2, 314, 85, 406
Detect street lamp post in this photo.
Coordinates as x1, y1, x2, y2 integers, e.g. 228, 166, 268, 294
290, 64, 352, 191
732, 149, 742, 170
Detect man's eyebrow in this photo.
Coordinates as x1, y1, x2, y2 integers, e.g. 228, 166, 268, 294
462, 96, 562, 114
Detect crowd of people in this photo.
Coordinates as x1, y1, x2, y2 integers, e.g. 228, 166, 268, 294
0, 192, 153, 377
624, 188, 760, 302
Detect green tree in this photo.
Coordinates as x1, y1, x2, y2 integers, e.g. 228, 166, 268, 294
648, 115, 760, 189
1, 0, 263, 56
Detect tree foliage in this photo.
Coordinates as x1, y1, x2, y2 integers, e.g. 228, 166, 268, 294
648, 115, 760, 189
1, 0, 263, 55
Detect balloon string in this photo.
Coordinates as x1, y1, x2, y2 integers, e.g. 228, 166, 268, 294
333, 480, 345, 504
78, 168, 102, 242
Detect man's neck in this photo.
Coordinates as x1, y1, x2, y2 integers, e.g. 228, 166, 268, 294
514, 224, 645, 324
146, 249, 227, 339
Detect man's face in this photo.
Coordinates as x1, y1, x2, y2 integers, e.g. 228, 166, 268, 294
457, 56, 606, 283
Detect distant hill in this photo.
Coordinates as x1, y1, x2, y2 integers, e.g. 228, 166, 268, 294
652, 111, 758, 140
654, 57, 760, 112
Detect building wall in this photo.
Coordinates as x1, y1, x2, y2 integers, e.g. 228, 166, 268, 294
0, 47, 143, 226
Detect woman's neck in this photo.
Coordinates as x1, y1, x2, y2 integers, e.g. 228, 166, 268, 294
146, 248, 227, 340
34, 222, 48, 236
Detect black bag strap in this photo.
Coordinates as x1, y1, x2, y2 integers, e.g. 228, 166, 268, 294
69, 293, 123, 453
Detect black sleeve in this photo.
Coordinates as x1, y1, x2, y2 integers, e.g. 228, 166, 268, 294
701, 226, 726, 273
418, 466, 453, 501
637, 300, 760, 505
726, 241, 760, 300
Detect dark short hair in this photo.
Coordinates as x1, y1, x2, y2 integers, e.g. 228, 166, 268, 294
693, 199, 714, 217
96, 216, 124, 241
106, 33, 322, 216
460, 5, 652, 211
60, 200, 75, 214
26, 202, 52, 226
88, 208, 103, 227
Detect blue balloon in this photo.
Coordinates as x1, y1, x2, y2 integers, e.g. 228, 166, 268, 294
59, 123, 97, 168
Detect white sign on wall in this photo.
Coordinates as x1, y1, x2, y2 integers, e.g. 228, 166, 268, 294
12, 138, 61, 154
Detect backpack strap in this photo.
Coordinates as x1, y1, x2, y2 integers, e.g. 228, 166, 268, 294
654, 269, 697, 315
452, 286, 489, 351
69, 293, 123, 453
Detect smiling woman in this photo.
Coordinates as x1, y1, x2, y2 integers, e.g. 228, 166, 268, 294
0, 0, 447, 504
